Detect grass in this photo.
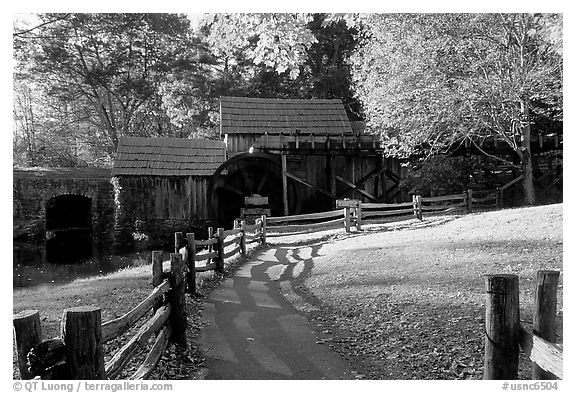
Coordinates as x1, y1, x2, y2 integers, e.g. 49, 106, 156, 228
281, 204, 563, 379
12, 244, 258, 379
13, 205, 563, 380
13, 264, 153, 338
13, 263, 155, 378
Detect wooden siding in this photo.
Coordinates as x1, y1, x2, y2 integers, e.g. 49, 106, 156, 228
225, 134, 261, 156
117, 176, 210, 221
285, 154, 408, 213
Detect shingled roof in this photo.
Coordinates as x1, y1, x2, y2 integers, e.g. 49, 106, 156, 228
220, 96, 353, 135
112, 137, 226, 177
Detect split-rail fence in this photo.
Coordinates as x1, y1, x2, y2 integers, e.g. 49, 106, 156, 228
265, 188, 499, 236
13, 220, 266, 380
15, 187, 543, 380
484, 271, 562, 380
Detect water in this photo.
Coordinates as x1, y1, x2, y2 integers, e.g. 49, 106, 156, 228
13, 242, 153, 288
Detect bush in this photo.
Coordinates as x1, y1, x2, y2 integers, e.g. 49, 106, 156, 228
400, 155, 498, 196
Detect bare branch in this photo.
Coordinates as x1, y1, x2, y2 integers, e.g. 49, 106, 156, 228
13, 14, 71, 37
470, 138, 516, 166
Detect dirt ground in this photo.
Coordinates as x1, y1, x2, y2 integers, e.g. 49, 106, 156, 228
269, 204, 563, 379
13, 204, 562, 380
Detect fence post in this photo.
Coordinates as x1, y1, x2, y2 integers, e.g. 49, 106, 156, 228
215, 228, 225, 274
467, 189, 473, 212
174, 232, 184, 253
533, 270, 560, 380
495, 187, 501, 208
61, 306, 105, 379
483, 274, 520, 380
260, 215, 267, 246
240, 220, 247, 255
208, 227, 214, 263
417, 195, 423, 220
186, 233, 196, 295
356, 202, 362, 231
152, 251, 164, 312
413, 195, 423, 221
344, 207, 351, 233
13, 310, 42, 380
168, 253, 187, 348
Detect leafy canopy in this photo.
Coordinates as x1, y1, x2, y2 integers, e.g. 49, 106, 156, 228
200, 13, 317, 79
13, 13, 208, 164
350, 13, 563, 160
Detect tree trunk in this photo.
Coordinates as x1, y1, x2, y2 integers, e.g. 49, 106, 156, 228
520, 147, 536, 205
520, 100, 536, 205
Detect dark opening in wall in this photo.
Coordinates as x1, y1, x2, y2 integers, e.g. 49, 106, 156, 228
45, 194, 92, 263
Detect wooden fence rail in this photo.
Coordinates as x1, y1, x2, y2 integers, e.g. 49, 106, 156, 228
13, 253, 187, 380
176, 218, 266, 295
14, 187, 501, 380
263, 188, 499, 237
484, 271, 562, 380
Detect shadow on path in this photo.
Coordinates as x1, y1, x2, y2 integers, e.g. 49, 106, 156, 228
198, 245, 352, 380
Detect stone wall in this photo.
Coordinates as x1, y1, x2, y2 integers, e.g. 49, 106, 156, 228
13, 168, 214, 254
13, 168, 115, 248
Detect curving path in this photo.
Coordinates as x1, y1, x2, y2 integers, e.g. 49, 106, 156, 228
198, 246, 352, 380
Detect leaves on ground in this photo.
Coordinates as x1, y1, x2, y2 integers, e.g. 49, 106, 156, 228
280, 205, 562, 380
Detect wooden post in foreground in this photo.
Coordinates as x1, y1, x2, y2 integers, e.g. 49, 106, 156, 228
533, 270, 560, 380
152, 251, 164, 312
186, 233, 196, 295
240, 220, 247, 255
13, 310, 42, 379
62, 306, 105, 379
215, 228, 225, 274
174, 232, 184, 253
484, 274, 520, 380
168, 253, 187, 348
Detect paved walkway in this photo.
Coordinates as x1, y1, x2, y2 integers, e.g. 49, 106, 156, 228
198, 246, 352, 379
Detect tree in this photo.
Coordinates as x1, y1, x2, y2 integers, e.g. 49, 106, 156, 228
14, 13, 204, 161
200, 13, 317, 79
13, 77, 99, 167
13, 13, 364, 165
350, 13, 562, 205
182, 13, 361, 125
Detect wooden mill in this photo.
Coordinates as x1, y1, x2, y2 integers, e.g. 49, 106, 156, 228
209, 96, 406, 227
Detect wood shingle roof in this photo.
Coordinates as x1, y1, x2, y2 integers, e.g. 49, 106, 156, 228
112, 137, 226, 177
220, 96, 353, 135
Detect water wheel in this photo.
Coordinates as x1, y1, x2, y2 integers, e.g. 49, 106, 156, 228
208, 152, 298, 227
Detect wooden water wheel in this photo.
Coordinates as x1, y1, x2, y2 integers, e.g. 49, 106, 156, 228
208, 152, 298, 227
